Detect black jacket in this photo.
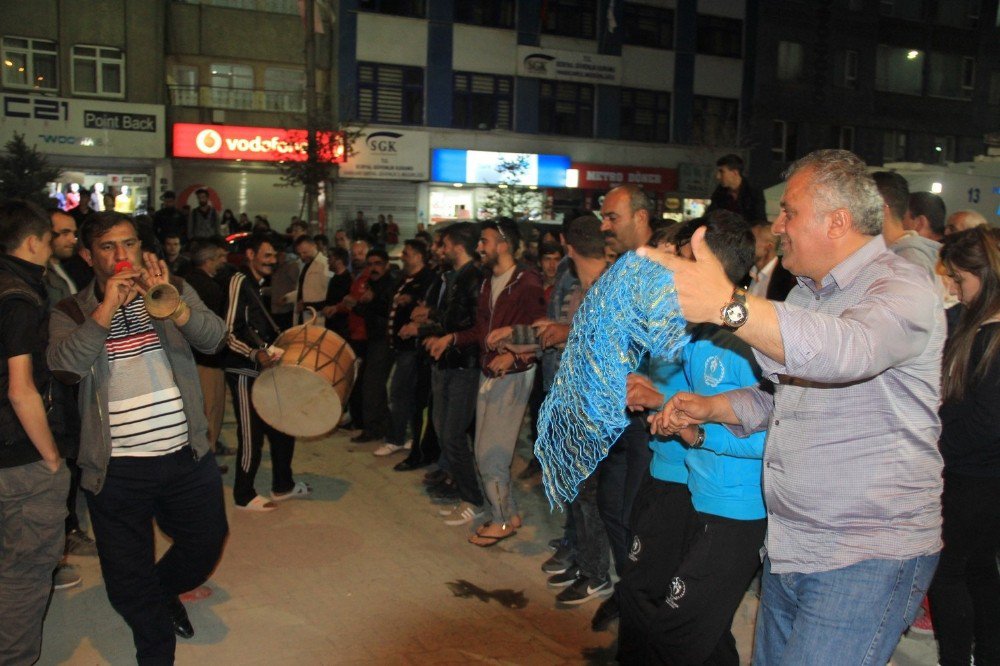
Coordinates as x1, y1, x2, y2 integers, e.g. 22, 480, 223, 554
389, 267, 434, 351
418, 261, 481, 370
708, 179, 767, 225
354, 270, 397, 343
223, 267, 281, 373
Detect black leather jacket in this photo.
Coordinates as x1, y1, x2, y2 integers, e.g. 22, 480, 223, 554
419, 261, 481, 370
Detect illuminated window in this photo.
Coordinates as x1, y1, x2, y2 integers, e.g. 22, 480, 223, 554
1, 37, 57, 91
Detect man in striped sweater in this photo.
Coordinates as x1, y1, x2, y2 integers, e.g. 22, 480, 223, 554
48, 211, 228, 665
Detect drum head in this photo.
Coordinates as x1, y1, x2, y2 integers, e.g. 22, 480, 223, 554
251, 366, 342, 438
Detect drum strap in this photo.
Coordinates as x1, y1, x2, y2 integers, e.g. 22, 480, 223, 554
245, 279, 282, 337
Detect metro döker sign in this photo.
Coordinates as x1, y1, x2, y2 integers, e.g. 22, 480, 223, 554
172, 123, 345, 163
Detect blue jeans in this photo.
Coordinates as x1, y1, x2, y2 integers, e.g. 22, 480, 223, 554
754, 553, 940, 666
431, 366, 480, 504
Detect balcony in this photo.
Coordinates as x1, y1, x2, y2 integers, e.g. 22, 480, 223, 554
168, 85, 310, 113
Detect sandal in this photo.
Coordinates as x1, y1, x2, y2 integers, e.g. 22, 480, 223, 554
271, 481, 312, 502
235, 495, 277, 512
469, 521, 518, 547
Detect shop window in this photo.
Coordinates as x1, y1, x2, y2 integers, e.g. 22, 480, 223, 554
264, 67, 306, 111
777, 41, 804, 82
174, 0, 298, 13
623, 3, 674, 50
696, 15, 742, 58
1, 37, 57, 91
357, 62, 423, 125
541, 0, 597, 40
170, 66, 199, 106
933, 135, 955, 163
620, 88, 670, 143
539, 81, 594, 137
771, 119, 798, 162
453, 72, 512, 130
455, 0, 515, 28
879, 0, 924, 20
691, 95, 738, 146
358, 0, 426, 19
210, 63, 254, 109
875, 45, 923, 95
883, 130, 907, 162
71, 45, 124, 97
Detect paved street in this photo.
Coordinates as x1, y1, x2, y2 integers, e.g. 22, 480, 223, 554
40, 410, 940, 665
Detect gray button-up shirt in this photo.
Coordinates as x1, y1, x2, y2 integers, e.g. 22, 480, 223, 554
728, 235, 944, 575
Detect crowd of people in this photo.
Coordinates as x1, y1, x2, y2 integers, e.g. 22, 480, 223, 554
0, 147, 996, 666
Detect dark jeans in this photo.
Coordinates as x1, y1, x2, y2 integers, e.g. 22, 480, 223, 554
928, 473, 1000, 666
570, 466, 610, 581
86, 448, 228, 666
65, 456, 83, 533
598, 415, 652, 575
348, 339, 367, 429
402, 355, 439, 466
387, 349, 420, 446
361, 338, 393, 438
0, 460, 69, 666
431, 366, 481, 505
227, 372, 296, 506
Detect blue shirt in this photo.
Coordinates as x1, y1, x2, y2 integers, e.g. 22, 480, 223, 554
647, 357, 689, 484
684, 325, 766, 520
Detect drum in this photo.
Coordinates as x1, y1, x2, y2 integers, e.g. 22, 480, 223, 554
251, 314, 357, 438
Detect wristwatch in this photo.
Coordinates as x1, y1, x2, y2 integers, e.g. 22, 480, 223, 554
721, 286, 749, 329
691, 426, 706, 448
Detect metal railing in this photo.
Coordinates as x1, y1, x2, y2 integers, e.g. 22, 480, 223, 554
168, 85, 310, 113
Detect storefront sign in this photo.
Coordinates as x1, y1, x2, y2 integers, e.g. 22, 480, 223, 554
172, 123, 345, 163
571, 162, 678, 191
0, 93, 165, 158
338, 127, 429, 180
517, 46, 622, 85
432, 149, 571, 187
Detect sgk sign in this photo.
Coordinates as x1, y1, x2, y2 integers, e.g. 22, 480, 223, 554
173, 123, 345, 163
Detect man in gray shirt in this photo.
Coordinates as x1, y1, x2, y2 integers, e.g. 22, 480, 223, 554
641, 149, 944, 664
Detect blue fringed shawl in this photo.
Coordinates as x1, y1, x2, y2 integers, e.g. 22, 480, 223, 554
534, 251, 689, 507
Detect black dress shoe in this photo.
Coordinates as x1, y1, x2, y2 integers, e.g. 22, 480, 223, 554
168, 597, 194, 639
591, 592, 619, 632
422, 469, 448, 486
349, 431, 379, 444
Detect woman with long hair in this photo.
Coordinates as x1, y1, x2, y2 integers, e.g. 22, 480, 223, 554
221, 208, 238, 235
927, 225, 1000, 666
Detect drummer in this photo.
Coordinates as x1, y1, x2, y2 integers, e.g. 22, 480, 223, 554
224, 233, 311, 512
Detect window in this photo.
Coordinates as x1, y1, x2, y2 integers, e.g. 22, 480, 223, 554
696, 15, 742, 58
357, 62, 423, 125
843, 50, 858, 88
455, 0, 514, 28
875, 45, 923, 94
174, 0, 298, 13
210, 63, 254, 108
541, 0, 596, 39
879, 0, 924, 20
358, 0, 426, 18
691, 96, 738, 145
170, 66, 199, 106
620, 88, 670, 142
927, 53, 974, 99
883, 130, 907, 161
539, 81, 593, 137
453, 72, 512, 130
990, 71, 1000, 105
264, 67, 305, 111
771, 120, 798, 162
936, 0, 980, 28
933, 136, 955, 162
623, 3, 674, 49
71, 45, 124, 97
1, 37, 57, 91
835, 125, 855, 151
777, 41, 804, 82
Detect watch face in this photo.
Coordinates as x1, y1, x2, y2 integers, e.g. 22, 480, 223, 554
723, 303, 748, 327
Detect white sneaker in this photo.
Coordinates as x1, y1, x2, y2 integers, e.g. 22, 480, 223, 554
373, 443, 407, 457
442, 501, 485, 526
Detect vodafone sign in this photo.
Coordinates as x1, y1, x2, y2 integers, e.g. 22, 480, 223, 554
172, 123, 345, 163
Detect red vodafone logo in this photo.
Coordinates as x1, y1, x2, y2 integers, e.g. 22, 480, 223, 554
172, 123, 345, 163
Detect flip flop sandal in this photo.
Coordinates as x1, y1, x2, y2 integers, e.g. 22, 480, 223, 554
234, 495, 277, 512
271, 481, 312, 502
468, 529, 517, 547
